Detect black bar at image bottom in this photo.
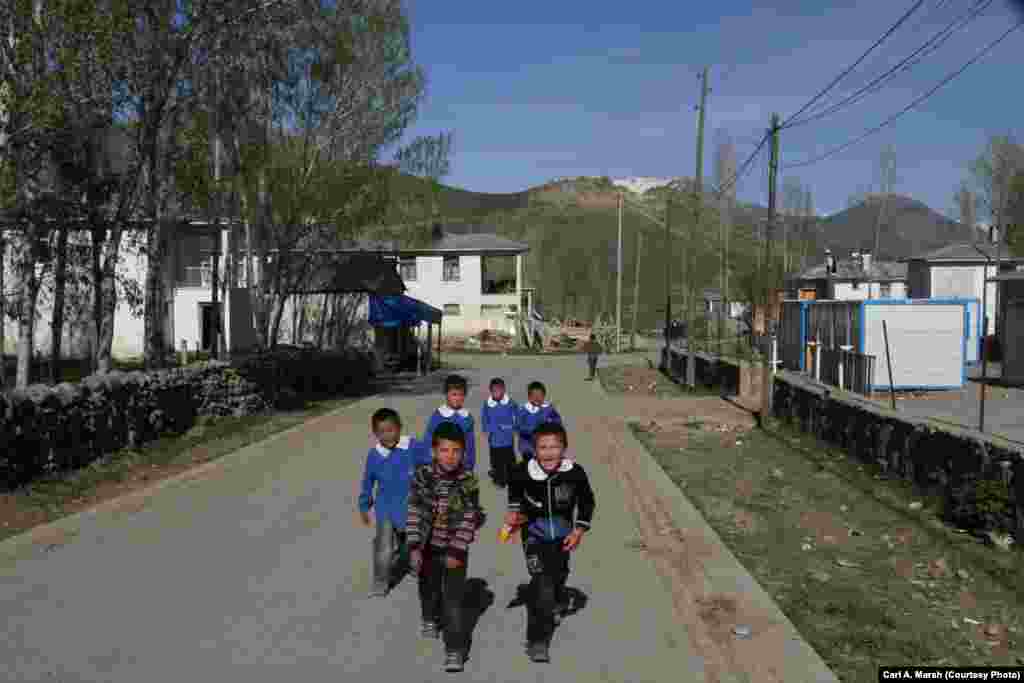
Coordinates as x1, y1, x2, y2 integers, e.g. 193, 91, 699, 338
879, 667, 1024, 681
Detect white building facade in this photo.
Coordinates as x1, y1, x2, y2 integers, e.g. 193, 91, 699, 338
904, 243, 1024, 336
386, 230, 531, 338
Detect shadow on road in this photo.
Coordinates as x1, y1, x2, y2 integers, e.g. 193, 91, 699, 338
506, 582, 590, 638
371, 367, 477, 397
463, 577, 496, 658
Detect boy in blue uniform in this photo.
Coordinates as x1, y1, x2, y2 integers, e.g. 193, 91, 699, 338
358, 408, 431, 597
516, 381, 562, 462
423, 374, 477, 472
481, 377, 518, 488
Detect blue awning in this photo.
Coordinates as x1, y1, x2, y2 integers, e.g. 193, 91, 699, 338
369, 295, 442, 327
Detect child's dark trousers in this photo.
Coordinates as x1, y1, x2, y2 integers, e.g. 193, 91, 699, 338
489, 445, 515, 486
587, 354, 598, 379
522, 536, 571, 645
418, 546, 469, 654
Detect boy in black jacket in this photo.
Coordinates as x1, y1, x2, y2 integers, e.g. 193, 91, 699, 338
504, 422, 595, 663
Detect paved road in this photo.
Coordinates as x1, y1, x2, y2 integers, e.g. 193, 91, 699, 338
0, 352, 835, 682
872, 381, 1024, 444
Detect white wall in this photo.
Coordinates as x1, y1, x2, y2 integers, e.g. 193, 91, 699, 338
930, 264, 996, 335
400, 254, 521, 336
863, 303, 965, 389
2, 240, 146, 359
831, 281, 906, 301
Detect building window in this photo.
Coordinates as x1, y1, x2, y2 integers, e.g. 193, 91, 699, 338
443, 256, 460, 282
879, 283, 891, 298
443, 303, 461, 316
399, 257, 417, 282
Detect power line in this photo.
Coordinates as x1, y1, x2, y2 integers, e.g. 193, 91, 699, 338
783, 0, 995, 129
780, 0, 928, 128
782, 20, 1023, 170
712, 130, 771, 200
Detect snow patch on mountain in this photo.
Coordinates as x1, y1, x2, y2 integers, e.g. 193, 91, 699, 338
612, 177, 675, 194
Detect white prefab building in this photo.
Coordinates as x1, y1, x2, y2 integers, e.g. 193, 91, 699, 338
903, 242, 1024, 336
375, 228, 531, 338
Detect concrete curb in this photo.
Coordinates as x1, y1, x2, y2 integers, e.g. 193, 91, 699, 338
0, 390, 386, 566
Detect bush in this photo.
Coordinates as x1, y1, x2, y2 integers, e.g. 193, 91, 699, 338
0, 348, 376, 490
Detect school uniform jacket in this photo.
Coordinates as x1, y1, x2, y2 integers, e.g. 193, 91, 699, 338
481, 396, 518, 449
515, 402, 563, 454
423, 405, 477, 472
507, 458, 595, 543
405, 463, 486, 563
357, 436, 432, 529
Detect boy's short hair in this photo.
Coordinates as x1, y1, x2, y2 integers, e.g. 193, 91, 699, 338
489, 377, 505, 389
432, 421, 466, 448
533, 422, 568, 448
371, 407, 401, 430
444, 374, 468, 393
527, 381, 547, 395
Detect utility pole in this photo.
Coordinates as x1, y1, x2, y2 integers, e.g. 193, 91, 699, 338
693, 66, 710, 342
760, 114, 781, 422
631, 230, 643, 351
664, 200, 672, 351
616, 192, 623, 353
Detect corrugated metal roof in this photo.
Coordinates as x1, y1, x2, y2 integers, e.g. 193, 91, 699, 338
795, 259, 907, 282
903, 242, 1024, 263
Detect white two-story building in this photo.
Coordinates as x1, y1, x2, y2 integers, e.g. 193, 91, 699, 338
386, 226, 531, 337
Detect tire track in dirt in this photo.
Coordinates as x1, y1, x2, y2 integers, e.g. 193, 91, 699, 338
590, 406, 794, 683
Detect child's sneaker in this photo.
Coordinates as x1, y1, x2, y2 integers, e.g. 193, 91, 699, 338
421, 620, 441, 639
443, 650, 465, 672
526, 642, 550, 663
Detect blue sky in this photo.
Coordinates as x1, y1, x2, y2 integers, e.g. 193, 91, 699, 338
396, 0, 1023, 219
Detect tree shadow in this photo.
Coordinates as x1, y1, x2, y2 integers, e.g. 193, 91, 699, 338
372, 367, 476, 397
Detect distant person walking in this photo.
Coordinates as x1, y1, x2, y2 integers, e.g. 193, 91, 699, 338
582, 334, 603, 381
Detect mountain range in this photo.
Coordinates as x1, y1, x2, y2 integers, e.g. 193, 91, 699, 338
383, 173, 981, 325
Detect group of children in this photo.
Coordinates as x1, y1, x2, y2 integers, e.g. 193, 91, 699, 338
357, 374, 596, 672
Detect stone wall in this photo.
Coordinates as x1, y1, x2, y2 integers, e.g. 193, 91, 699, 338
772, 371, 1024, 538
0, 349, 374, 490
661, 347, 763, 404
659, 348, 1024, 537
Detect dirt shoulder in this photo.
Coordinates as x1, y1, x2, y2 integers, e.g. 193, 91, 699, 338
603, 365, 1024, 681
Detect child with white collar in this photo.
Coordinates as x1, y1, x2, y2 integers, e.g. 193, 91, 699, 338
516, 381, 563, 462
505, 422, 595, 663
481, 377, 518, 488
423, 374, 477, 472
358, 408, 431, 597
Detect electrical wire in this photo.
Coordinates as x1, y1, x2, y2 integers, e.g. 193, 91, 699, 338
780, 0, 928, 128
712, 130, 771, 200
782, 19, 1023, 170
782, 0, 995, 129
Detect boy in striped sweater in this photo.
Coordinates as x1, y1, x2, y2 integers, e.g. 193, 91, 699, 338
407, 421, 486, 673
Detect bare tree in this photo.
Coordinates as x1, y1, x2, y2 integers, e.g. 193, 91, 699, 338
713, 128, 737, 333
781, 176, 806, 274
872, 143, 898, 257
1007, 171, 1024, 255
969, 133, 1024, 244
954, 180, 978, 235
